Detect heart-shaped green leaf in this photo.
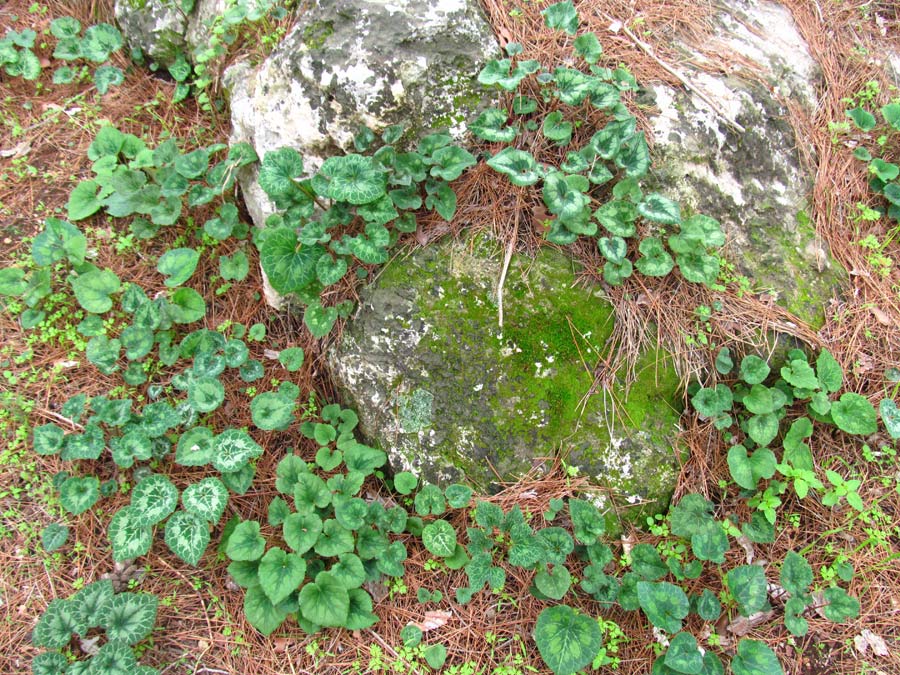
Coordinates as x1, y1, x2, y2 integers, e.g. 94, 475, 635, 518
533, 605, 601, 675
164, 510, 210, 566
157, 247, 200, 287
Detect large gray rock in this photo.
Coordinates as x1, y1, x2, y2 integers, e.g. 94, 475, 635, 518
226, 0, 499, 229
647, 0, 844, 327
329, 236, 684, 529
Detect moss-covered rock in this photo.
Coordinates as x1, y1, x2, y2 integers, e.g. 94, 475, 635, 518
329, 237, 684, 528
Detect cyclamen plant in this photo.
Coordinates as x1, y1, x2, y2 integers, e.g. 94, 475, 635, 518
255, 125, 475, 337
0, 18, 125, 92
31, 579, 159, 675
252, 0, 723, 340
846, 100, 900, 226
475, 0, 724, 287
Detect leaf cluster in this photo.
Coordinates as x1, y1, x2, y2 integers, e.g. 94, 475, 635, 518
476, 2, 723, 287
31, 579, 159, 675
257, 125, 473, 336
1, 19, 125, 92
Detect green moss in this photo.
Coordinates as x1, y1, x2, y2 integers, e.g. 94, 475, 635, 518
371, 236, 682, 526
302, 20, 334, 50
426, 71, 484, 130
737, 213, 845, 330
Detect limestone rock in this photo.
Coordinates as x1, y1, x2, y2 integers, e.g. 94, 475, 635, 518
114, 0, 226, 67
329, 236, 684, 528
226, 0, 499, 228
647, 0, 844, 327
114, 0, 189, 67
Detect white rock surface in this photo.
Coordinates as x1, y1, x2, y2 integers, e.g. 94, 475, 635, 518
647, 0, 841, 326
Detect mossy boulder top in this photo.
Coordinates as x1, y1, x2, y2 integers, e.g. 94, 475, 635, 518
328, 237, 684, 527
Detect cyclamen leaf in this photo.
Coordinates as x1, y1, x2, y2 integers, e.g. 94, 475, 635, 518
167, 287, 206, 324
470, 108, 517, 142
299, 571, 350, 627
542, 0, 580, 35
102, 592, 158, 645
318, 153, 386, 204
67, 180, 103, 221
59, 476, 100, 515
109, 507, 153, 561
422, 519, 457, 558
816, 349, 843, 392
212, 429, 263, 473
740, 355, 770, 385
781, 551, 812, 598
429, 146, 476, 181
726, 565, 768, 616
33, 423, 65, 456
51, 17, 81, 39
542, 111, 573, 144
635, 237, 674, 276
846, 106, 876, 131
831, 393, 877, 435
157, 248, 200, 287
304, 300, 339, 339
251, 391, 295, 431
165, 510, 210, 566
746, 413, 779, 447
533, 605, 602, 675
182, 477, 228, 523
880, 398, 900, 439
822, 587, 859, 622
32, 599, 83, 648
220, 250, 249, 281
425, 181, 457, 221
259, 547, 306, 605
188, 376, 225, 413
636, 581, 690, 633
534, 564, 572, 600
243, 584, 288, 635
727, 445, 776, 490
574, 32, 602, 63
130, 474, 178, 526
486, 147, 543, 186
174, 148, 210, 179
41, 523, 70, 552
638, 193, 681, 224
259, 227, 323, 294
226, 520, 266, 561
33, 218, 87, 267
665, 632, 704, 674
731, 639, 784, 675
568, 497, 605, 543
80, 23, 123, 62
283, 512, 323, 554
94, 65, 124, 94
258, 147, 305, 200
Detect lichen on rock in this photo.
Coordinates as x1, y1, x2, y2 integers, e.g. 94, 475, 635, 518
329, 237, 685, 528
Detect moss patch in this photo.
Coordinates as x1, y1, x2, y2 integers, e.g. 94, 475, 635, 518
333, 236, 683, 527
